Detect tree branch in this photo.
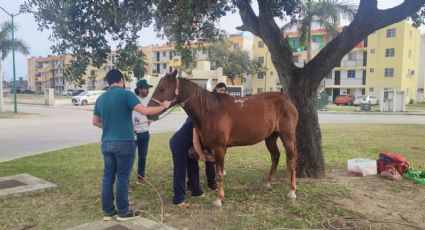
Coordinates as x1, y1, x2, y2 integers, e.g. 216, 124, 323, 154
235, 0, 260, 36
236, 0, 297, 91
301, 0, 425, 87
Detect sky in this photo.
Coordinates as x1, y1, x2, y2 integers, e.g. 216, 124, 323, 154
0, 0, 404, 81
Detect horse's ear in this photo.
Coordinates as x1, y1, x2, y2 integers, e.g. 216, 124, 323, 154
171, 69, 178, 78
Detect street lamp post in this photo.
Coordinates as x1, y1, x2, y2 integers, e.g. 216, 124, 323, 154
0, 6, 22, 113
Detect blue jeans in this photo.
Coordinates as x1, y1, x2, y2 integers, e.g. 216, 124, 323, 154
101, 141, 136, 216
136, 131, 150, 179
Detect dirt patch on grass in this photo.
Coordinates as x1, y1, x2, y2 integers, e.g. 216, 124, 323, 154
327, 169, 425, 229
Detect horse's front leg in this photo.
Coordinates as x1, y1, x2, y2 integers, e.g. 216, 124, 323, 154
212, 147, 225, 208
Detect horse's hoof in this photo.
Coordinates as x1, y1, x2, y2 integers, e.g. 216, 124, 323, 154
287, 190, 296, 199
212, 199, 222, 208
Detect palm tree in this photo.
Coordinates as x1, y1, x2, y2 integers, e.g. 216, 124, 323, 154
0, 21, 30, 112
283, 0, 357, 62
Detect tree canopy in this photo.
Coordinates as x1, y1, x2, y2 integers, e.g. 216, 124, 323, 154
0, 21, 30, 60
208, 40, 260, 85
282, 0, 357, 61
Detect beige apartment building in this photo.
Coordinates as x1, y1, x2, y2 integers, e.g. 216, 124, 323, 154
27, 55, 72, 94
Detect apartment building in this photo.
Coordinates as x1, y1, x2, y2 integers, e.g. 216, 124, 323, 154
252, 29, 330, 94
82, 51, 118, 90
27, 55, 72, 94
325, 41, 367, 101
146, 33, 252, 93
251, 21, 421, 103
366, 21, 420, 103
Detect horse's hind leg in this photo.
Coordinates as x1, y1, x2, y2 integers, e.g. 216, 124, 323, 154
279, 129, 297, 199
265, 133, 280, 189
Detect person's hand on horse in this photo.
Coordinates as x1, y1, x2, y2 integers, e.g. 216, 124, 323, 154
187, 147, 206, 162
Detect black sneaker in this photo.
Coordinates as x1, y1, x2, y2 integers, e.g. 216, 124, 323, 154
102, 210, 118, 221
116, 210, 140, 221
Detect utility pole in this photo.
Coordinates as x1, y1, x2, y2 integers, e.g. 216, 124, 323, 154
0, 6, 23, 113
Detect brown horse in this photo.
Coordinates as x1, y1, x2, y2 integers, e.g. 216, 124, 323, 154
148, 70, 298, 207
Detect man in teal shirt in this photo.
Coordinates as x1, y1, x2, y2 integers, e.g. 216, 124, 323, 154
92, 69, 171, 221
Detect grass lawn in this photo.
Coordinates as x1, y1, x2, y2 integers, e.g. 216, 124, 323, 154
325, 104, 380, 112
1, 124, 424, 229
0, 111, 39, 118
3, 93, 71, 100
406, 102, 425, 111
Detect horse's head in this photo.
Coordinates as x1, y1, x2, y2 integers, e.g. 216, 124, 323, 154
147, 70, 179, 121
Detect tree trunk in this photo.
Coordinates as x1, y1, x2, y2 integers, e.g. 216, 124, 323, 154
306, 35, 312, 62
289, 77, 325, 178
0, 56, 5, 113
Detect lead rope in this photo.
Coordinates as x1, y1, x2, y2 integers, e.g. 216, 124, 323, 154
132, 174, 164, 227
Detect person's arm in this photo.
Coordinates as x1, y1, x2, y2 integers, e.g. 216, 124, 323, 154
133, 100, 172, 115
92, 115, 102, 128
193, 128, 205, 162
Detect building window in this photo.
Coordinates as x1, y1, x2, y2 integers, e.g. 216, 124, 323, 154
385, 48, 395, 57
257, 57, 264, 66
370, 48, 375, 54
257, 72, 264, 79
162, 51, 167, 57
369, 88, 374, 92
347, 70, 356, 78
408, 50, 412, 59
257, 88, 263, 93
292, 39, 300, 49
370, 68, 374, 73
409, 31, 413, 39
348, 52, 356, 61
233, 43, 239, 49
384, 68, 394, 77
258, 41, 264, 48
163, 63, 167, 69
386, 28, 396, 37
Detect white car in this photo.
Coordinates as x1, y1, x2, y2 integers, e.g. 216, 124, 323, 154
353, 95, 379, 106
72, 90, 105, 106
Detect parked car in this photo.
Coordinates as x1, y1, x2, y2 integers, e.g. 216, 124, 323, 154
353, 95, 379, 106
71, 90, 105, 106
71, 89, 86, 96
61, 89, 74, 96
21, 89, 35, 94
335, 95, 355, 106
9, 87, 23, 94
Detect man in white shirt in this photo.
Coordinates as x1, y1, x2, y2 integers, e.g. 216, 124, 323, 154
132, 79, 153, 184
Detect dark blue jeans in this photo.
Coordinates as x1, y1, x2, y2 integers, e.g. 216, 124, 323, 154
101, 141, 136, 216
169, 136, 203, 204
136, 131, 150, 179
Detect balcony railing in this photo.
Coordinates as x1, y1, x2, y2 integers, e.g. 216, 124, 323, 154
339, 60, 365, 68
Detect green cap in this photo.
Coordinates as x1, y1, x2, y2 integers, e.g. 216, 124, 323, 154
136, 79, 153, 89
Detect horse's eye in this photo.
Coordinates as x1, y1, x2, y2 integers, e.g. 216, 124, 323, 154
159, 88, 165, 93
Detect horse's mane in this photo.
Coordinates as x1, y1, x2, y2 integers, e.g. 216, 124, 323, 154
178, 78, 225, 112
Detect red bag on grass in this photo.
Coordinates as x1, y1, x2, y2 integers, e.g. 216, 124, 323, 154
377, 152, 409, 174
